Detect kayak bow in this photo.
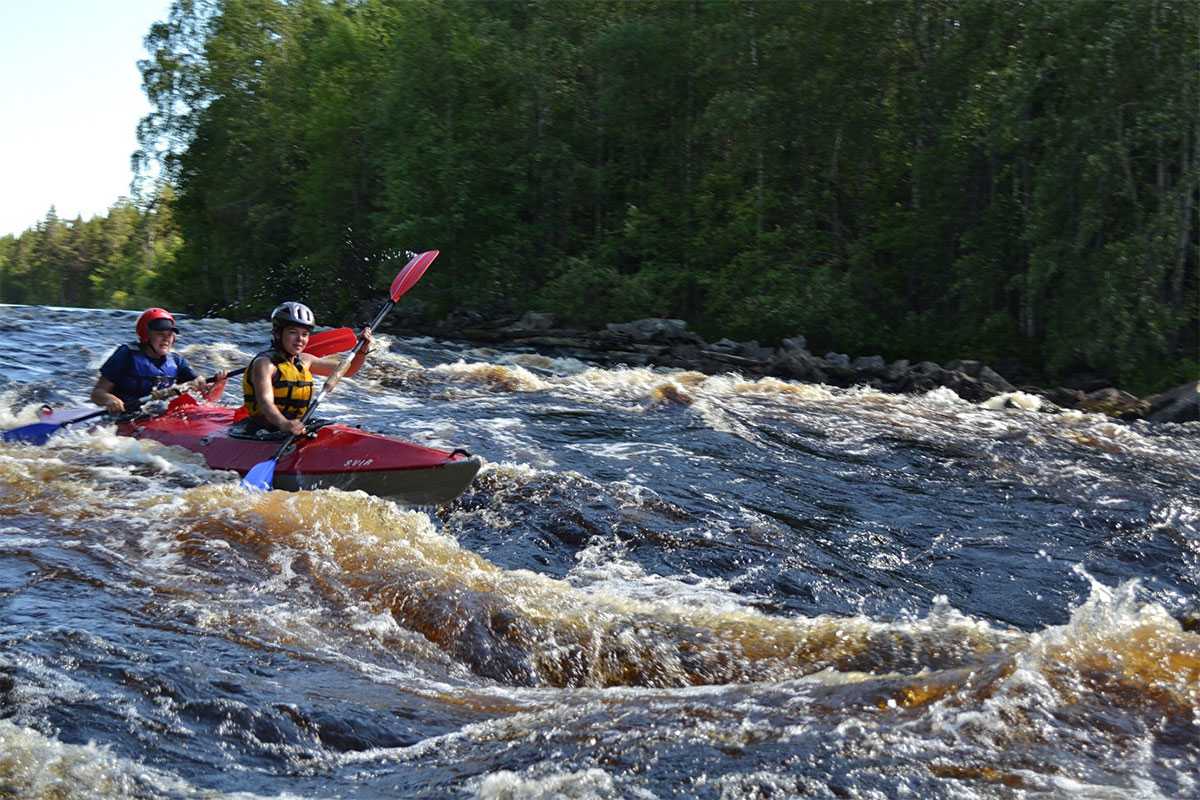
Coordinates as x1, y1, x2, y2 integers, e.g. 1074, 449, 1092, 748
121, 398, 480, 505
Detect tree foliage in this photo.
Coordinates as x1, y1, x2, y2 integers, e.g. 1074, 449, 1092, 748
0, 196, 179, 311
7, 0, 1196, 392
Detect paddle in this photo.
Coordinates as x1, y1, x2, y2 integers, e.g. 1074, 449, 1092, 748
242, 249, 440, 492
1, 326, 359, 445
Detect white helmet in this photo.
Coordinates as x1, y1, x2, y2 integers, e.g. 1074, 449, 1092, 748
270, 301, 315, 329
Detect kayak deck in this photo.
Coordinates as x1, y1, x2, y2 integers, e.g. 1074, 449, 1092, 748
119, 403, 481, 505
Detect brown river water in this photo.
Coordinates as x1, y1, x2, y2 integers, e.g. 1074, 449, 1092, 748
0, 304, 1197, 798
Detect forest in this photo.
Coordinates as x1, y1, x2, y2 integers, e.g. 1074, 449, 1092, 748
0, 0, 1195, 392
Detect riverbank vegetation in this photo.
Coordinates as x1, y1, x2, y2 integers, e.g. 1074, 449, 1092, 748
1, 0, 1195, 393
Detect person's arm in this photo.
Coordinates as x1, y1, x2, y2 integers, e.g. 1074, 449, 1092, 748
200, 371, 229, 402
92, 348, 130, 413
174, 356, 228, 401
306, 327, 373, 377
90, 376, 125, 414
249, 356, 304, 435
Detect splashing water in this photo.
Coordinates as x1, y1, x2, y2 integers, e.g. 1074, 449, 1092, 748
1, 303, 1197, 799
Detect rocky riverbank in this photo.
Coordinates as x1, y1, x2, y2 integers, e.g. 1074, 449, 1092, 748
395, 313, 1198, 425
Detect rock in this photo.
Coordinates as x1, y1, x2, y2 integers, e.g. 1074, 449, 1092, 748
941, 372, 988, 402
944, 359, 983, 376
707, 338, 774, 363
605, 318, 704, 345
608, 351, 652, 367
851, 355, 887, 378
700, 351, 768, 371
768, 350, 828, 384
437, 308, 490, 332
427, 310, 1182, 425
1043, 387, 1086, 409
710, 338, 740, 352
505, 311, 558, 332
780, 335, 808, 353
824, 352, 851, 368
884, 360, 911, 383
977, 366, 1015, 394
819, 353, 858, 385
1076, 388, 1148, 419
666, 343, 703, 363
1145, 380, 1200, 424
1060, 372, 1114, 392
511, 335, 610, 350
892, 361, 947, 394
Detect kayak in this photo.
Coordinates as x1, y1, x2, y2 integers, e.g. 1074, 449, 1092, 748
118, 397, 481, 505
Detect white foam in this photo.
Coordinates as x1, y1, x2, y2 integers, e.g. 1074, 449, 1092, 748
476, 768, 622, 799
0, 719, 301, 799
495, 352, 591, 376
981, 390, 1044, 412
430, 360, 551, 392
568, 537, 756, 611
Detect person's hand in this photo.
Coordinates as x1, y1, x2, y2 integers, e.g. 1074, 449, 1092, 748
360, 326, 373, 352
282, 418, 306, 436
195, 370, 228, 402
104, 397, 125, 414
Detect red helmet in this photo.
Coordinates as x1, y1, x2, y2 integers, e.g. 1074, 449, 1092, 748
136, 308, 178, 342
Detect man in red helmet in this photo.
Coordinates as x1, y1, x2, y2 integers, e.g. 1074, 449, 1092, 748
89, 308, 227, 414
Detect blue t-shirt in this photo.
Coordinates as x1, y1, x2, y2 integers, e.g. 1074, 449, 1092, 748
99, 343, 198, 408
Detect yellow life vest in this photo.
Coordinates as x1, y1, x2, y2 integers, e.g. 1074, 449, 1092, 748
241, 349, 314, 420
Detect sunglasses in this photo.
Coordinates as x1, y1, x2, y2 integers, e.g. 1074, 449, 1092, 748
147, 319, 179, 334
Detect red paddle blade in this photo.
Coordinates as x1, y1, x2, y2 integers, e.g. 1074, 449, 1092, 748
304, 327, 357, 357
389, 250, 439, 302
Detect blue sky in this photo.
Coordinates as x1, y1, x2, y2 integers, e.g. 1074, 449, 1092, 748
0, 1, 173, 237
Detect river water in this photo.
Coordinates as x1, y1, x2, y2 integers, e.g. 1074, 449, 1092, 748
0, 304, 1196, 799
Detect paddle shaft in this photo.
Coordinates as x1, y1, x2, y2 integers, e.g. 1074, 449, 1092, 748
240, 250, 439, 490
111, 325, 354, 408
263, 299, 395, 463
2, 326, 358, 446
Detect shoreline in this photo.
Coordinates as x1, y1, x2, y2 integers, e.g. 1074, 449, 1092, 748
391, 313, 1198, 426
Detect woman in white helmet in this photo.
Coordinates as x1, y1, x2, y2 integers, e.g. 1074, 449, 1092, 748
239, 301, 373, 436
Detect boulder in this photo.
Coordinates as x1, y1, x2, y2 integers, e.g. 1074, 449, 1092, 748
851, 355, 888, 379
943, 359, 983, 376
707, 338, 775, 363
940, 372, 988, 402
505, 311, 558, 332
605, 318, 704, 345
884, 359, 911, 383
821, 353, 858, 385
977, 366, 1015, 394
1043, 387, 1086, 409
768, 349, 828, 384
1076, 388, 1148, 419
1060, 372, 1114, 392
1145, 380, 1200, 424
780, 335, 808, 353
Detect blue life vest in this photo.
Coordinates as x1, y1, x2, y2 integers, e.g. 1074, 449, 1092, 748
102, 343, 188, 408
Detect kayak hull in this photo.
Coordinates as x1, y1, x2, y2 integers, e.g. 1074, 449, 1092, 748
118, 402, 480, 505
269, 458, 480, 504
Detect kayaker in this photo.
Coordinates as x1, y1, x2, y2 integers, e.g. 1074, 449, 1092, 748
90, 307, 228, 414
236, 301, 373, 437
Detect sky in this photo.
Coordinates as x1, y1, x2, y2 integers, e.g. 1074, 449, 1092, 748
0, 1, 174, 238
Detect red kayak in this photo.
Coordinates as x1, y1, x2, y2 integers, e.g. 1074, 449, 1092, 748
118, 396, 481, 505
